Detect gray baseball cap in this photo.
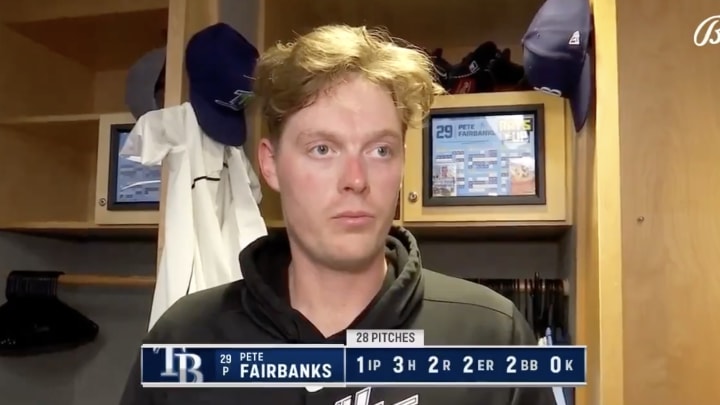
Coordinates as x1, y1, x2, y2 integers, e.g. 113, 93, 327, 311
125, 47, 166, 120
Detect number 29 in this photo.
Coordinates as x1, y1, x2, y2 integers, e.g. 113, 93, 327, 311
435, 125, 453, 139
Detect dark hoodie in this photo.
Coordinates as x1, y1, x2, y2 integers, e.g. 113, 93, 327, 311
119, 227, 555, 405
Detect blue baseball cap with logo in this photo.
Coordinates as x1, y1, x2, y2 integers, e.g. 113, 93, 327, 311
186, 23, 259, 146
522, 0, 593, 131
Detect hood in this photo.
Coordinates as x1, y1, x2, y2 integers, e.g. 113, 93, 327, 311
238, 227, 425, 343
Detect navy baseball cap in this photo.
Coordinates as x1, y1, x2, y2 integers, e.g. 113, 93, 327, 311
186, 23, 259, 146
522, 0, 593, 131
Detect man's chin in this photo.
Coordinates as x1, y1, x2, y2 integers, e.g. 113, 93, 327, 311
322, 238, 385, 272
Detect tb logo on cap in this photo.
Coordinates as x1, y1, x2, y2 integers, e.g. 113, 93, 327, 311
534, 86, 563, 97
215, 89, 253, 111
694, 15, 720, 47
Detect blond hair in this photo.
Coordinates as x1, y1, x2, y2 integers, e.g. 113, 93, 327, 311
251, 25, 445, 141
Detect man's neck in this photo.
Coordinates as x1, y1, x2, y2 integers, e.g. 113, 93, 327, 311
288, 253, 387, 338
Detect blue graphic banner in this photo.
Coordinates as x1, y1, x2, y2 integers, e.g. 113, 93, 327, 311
141, 344, 586, 388
345, 346, 585, 386
141, 344, 346, 387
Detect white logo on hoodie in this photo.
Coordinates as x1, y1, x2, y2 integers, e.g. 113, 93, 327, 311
568, 31, 580, 46
333, 387, 419, 405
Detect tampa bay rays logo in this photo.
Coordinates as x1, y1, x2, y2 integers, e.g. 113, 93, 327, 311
334, 387, 419, 405
215, 89, 253, 111
153, 346, 204, 383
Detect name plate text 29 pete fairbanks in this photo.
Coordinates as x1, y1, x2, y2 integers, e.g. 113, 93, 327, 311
140, 329, 587, 387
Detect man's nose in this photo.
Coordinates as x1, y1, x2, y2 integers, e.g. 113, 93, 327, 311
338, 154, 368, 193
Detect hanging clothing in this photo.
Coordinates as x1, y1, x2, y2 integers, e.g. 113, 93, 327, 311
121, 102, 268, 330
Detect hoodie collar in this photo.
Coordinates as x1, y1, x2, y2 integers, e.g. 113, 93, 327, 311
238, 227, 424, 343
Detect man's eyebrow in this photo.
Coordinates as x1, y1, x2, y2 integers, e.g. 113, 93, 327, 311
297, 129, 402, 141
370, 129, 403, 139
297, 130, 335, 139
296, 130, 340, 144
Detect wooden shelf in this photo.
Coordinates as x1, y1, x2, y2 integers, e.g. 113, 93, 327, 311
0, 116, 101, 230
265, 220, 285, 229
1, 221, 158, 231
404, 222, 570, 241
0, 113, 103, 125
4, 221, 105, 230
0, 7, 168, 118
0, 113, 105, 135
1, 221, 158, 239
9, 220, 566, 243
0, 0, 168, 23
2, 8, 168, 71
0, 0, 170, 238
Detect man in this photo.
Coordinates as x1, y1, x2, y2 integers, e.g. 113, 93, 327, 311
119, 24, 554, 405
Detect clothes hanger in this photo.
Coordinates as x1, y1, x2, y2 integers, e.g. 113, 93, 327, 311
542, 279, 551, 333
0, 270, 99, 356
554, 280, 568, 341
531, 273, 544, 338
542, 279, 553, 334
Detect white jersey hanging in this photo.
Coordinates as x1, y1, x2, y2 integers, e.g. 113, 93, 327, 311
121, 102, 268, 330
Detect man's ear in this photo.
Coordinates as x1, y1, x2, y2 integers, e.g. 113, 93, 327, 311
257, 138, 280, 192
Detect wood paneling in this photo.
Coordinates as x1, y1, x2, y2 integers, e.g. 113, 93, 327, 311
4, 10, 168, 70
616, 1, 720, 404
574, 0, 625, 404
0, 23, 93, 117
577, 0, 720, 404
0, 2, 169, 234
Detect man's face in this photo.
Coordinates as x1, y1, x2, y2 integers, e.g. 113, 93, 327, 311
258, 75, 404, 271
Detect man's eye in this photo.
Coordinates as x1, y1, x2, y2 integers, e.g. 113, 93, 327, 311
375, 146, 390, 157
312, 145, 330, 155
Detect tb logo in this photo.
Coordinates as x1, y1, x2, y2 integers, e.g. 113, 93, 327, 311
154, 347, 204, 383
533, 86, 562, 97
215, 89, 253, 111
694, 15, 720, 46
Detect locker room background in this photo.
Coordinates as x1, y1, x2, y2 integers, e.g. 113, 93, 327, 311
2, 0, 719, 403
0, 231, 574, 404
0, 1, 576, 403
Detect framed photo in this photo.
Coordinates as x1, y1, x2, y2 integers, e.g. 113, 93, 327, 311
422, 104, 546, 207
